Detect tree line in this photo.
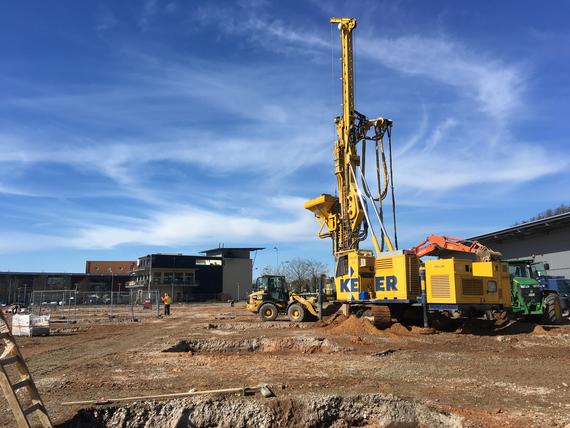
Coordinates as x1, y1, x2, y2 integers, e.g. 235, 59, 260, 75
512, 203, 570, 226
260, 258, 328, 292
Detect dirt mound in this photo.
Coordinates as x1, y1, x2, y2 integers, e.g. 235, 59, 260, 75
410, 326, 436, 335
58, 393, 463, 428
163, 336, 343, 354
327, 315, 384, 336
387, 322, 414, 336
314, 312, 347, 328
532, 324, 548, 335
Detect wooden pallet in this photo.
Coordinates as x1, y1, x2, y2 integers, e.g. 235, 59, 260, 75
0, 311, 52, 428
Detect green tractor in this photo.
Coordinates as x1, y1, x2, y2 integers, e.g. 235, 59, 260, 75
508, 259, 563, 324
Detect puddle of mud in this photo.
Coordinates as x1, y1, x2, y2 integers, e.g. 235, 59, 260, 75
162, 336, 344, 354
58, 393, 463, 428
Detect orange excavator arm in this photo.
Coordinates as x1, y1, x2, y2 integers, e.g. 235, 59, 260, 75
411, 235, 502, 262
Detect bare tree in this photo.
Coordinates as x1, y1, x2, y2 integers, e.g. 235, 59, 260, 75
306, 260, 328, 292
284, 258, 328, 292
259, 265, 287, 280
258, 259, 329, 293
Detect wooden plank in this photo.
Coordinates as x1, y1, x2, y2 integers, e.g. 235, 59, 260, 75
22, 402, 42, 417
0, 355, 20, 366
0, 311, 53, 428
0, 364, 30, 428
11, 378, 31, 391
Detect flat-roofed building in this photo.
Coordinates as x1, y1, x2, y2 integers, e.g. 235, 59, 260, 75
471, 212, 570, 278
131, 247, 261, 302
201, 247, 262, 301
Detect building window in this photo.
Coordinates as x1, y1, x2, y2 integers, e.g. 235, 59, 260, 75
196, 258, 222, 266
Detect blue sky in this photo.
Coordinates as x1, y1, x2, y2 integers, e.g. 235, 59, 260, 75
0, 0, 568, 274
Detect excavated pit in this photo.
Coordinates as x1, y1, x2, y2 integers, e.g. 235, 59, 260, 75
162, 336, 345, 354
58, 393, 463, 428
206, 321, 309, 330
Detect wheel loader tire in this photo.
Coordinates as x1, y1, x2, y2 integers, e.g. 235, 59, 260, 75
259, 303, 279, 322
287, 303, 306, 323
543, 294, 563, 325
370, 305, 392, 329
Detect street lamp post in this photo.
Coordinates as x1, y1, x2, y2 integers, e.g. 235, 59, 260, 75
147, 256, 152, 295
109, 267, 114, 317
273, 246, 279, 270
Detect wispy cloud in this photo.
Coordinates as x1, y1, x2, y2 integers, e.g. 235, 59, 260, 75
359, 36, 526, 121
190, 4, 566, 197
0, 196, 315, 253
196, 4, 526, 121
95, 7, 118, 32
139, 0, 159, 30
0, 1, 566, 263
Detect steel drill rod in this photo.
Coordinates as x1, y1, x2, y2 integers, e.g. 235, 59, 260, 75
62, 384, 273, 406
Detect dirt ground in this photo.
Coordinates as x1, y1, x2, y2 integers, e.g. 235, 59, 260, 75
3, 303, 570, 427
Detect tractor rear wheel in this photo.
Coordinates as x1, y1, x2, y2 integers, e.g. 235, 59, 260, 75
259, 303, 279, 322
287, 303, 306, 323
543, 294, 563, 324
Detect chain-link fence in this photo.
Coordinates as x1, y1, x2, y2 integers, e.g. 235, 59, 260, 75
30, 290, 162, 321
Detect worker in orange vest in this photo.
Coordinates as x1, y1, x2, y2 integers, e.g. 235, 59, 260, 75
161, 293, 172, 316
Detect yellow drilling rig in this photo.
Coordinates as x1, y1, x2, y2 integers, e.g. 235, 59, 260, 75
304, 17, 511, 327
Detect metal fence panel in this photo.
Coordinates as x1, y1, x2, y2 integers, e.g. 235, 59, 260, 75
30, 290, 162, 320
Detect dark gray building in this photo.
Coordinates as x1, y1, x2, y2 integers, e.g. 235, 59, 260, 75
131, 247, 262, 302
471, 212, 570, 278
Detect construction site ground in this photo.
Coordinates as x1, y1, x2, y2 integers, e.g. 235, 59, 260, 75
3, 303, 570, 427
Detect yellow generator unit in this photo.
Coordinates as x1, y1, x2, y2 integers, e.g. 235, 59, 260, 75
335, 250, 421, 303
425, 258, 511, 310
373, 251, 421, 302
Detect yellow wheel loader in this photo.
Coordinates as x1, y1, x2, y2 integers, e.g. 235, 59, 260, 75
246, 275, 320, 322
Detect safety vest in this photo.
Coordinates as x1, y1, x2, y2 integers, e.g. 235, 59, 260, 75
162, 296, 171, 305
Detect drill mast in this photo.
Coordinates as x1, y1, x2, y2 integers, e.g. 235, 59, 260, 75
331, 17, 363, 254
305, 17, 396, 257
